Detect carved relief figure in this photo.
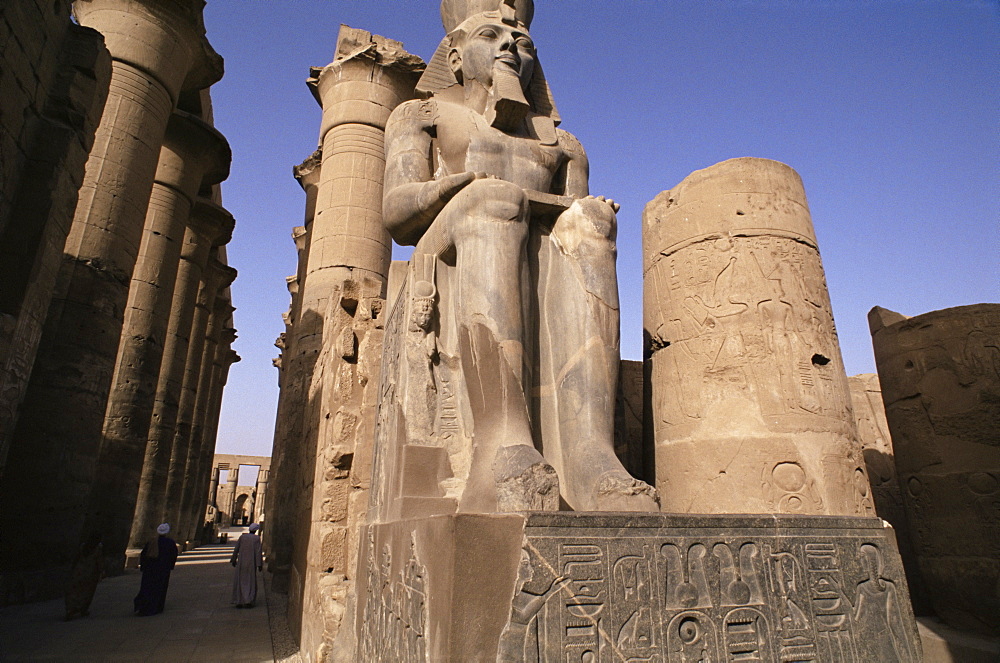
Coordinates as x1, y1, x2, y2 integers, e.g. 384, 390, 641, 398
497, 547, 572, 662
403, 280, 439, 443
852, 544, 915, 662
383, 0, 657, 512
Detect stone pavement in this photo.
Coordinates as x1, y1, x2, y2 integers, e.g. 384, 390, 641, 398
0, 528, 297, 662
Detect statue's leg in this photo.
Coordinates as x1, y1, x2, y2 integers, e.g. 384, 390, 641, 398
540, 198, 658, 512
437, 180, 558, 512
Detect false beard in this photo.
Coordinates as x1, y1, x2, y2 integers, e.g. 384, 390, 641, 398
485, 67, 530, 132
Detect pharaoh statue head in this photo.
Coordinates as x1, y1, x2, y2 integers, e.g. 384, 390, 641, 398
417, 0, 559, 133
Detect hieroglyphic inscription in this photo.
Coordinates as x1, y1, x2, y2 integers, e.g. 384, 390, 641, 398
647, 234, 851, 438
513, 514, 919, 663
360, 531, 427, 663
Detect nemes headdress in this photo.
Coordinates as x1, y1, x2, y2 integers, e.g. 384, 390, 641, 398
417, 0, 559, 128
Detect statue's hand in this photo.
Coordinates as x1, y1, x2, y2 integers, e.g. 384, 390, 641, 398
586, 195, 620, 214
418, 172, 490, 210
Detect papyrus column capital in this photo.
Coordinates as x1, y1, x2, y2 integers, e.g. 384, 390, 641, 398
183, 199, 235, 262
155, 110, 231, 201
294, 150, 323, 193
73, 0, 223, 100
309, 26, 424, 140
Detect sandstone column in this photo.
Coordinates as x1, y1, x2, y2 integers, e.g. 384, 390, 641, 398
643, 157, 872, 516
163, 257, 235, 533
169, 295, 231, 542
0, 0, 222, 599
286, 26, 423, 655
207, 466, 220, 515
88, 110, 230, 572
178, 323, 237, 543
255, 469, 269, 524
225, 465, 239, 525
869, 304, 1000, 635
263, 159, 316, 583
129, 200, 234, 550
0, 13, 110, 472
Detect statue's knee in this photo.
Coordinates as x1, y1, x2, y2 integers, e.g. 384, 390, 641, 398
460, 179, 529, 223
557, 199, 618, 247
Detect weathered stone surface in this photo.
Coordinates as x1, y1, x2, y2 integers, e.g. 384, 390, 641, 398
848, 373, 930, 615
643, 158, 872, 517
0, 3, 110, 474
175, 295, 237, 544
88, 109, 230, 574
130, 199, 234, 550
356, 513, 921, 662
0, 0, 222, 602
276, 26, 424, 661
162, 257, 235, 540
614, 359, 650, 483
371, 0, 657, 521
869, 304, 1000, 635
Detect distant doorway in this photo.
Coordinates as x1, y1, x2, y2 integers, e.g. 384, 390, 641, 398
232, 493, 249, 525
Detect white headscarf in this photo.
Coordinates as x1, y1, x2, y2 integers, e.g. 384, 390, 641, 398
248, 523, 259, 533
157, 523, 170, 535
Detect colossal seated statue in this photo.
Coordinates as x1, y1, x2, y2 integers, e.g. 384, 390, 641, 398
376, 0, 657, 514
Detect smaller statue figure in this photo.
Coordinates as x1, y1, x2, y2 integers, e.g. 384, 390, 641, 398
403, 280, 439, 443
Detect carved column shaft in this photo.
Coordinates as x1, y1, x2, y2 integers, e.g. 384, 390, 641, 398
0, 0, 221, 597
0, 18, 110, 471
264, 162, 316, 579
207, 466, 220, 513
179, 327, 237, 543
224, 467, 239, 525
255, 469, 269, 523
162, 258, 234, 531
643, 158, 871, 516
168, 294, 229, 541
129, 201, 233, 548
283, 27, 422, 652
89, 110, 229, 571
869, 304, 1000, 634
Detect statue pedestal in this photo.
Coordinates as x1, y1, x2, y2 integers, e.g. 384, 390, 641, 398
356, 513, 921, 662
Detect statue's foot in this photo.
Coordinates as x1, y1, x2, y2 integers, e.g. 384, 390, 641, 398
493, 445, 560, 512
593, 470, 660, 512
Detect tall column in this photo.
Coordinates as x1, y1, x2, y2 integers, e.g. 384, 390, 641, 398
178, 322, 237, 543
207, 466, 220, 514
255, 469, 269, 524
129, 200, 233, 549
225, 465, 239, 525
89, 110, 229, 572
288, 26, 424, 655
643, 158, 873, 516
870, 304, 1000, 635
162, 257, 234, 531
263, 156, 316, 580
170, 288, 236, 540
0, 15, 110, 471
0, 0, 222, 600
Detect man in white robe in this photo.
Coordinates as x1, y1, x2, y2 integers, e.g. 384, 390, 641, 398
230, 523, 263, 608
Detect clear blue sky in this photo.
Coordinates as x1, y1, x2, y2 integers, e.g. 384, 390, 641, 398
203, 0, 999, 458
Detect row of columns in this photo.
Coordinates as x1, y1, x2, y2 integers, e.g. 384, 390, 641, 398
0, 0, 238, 600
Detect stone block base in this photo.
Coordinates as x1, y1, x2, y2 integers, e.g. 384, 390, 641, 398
124, 548, 141, 569
356, 513, 921, 662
